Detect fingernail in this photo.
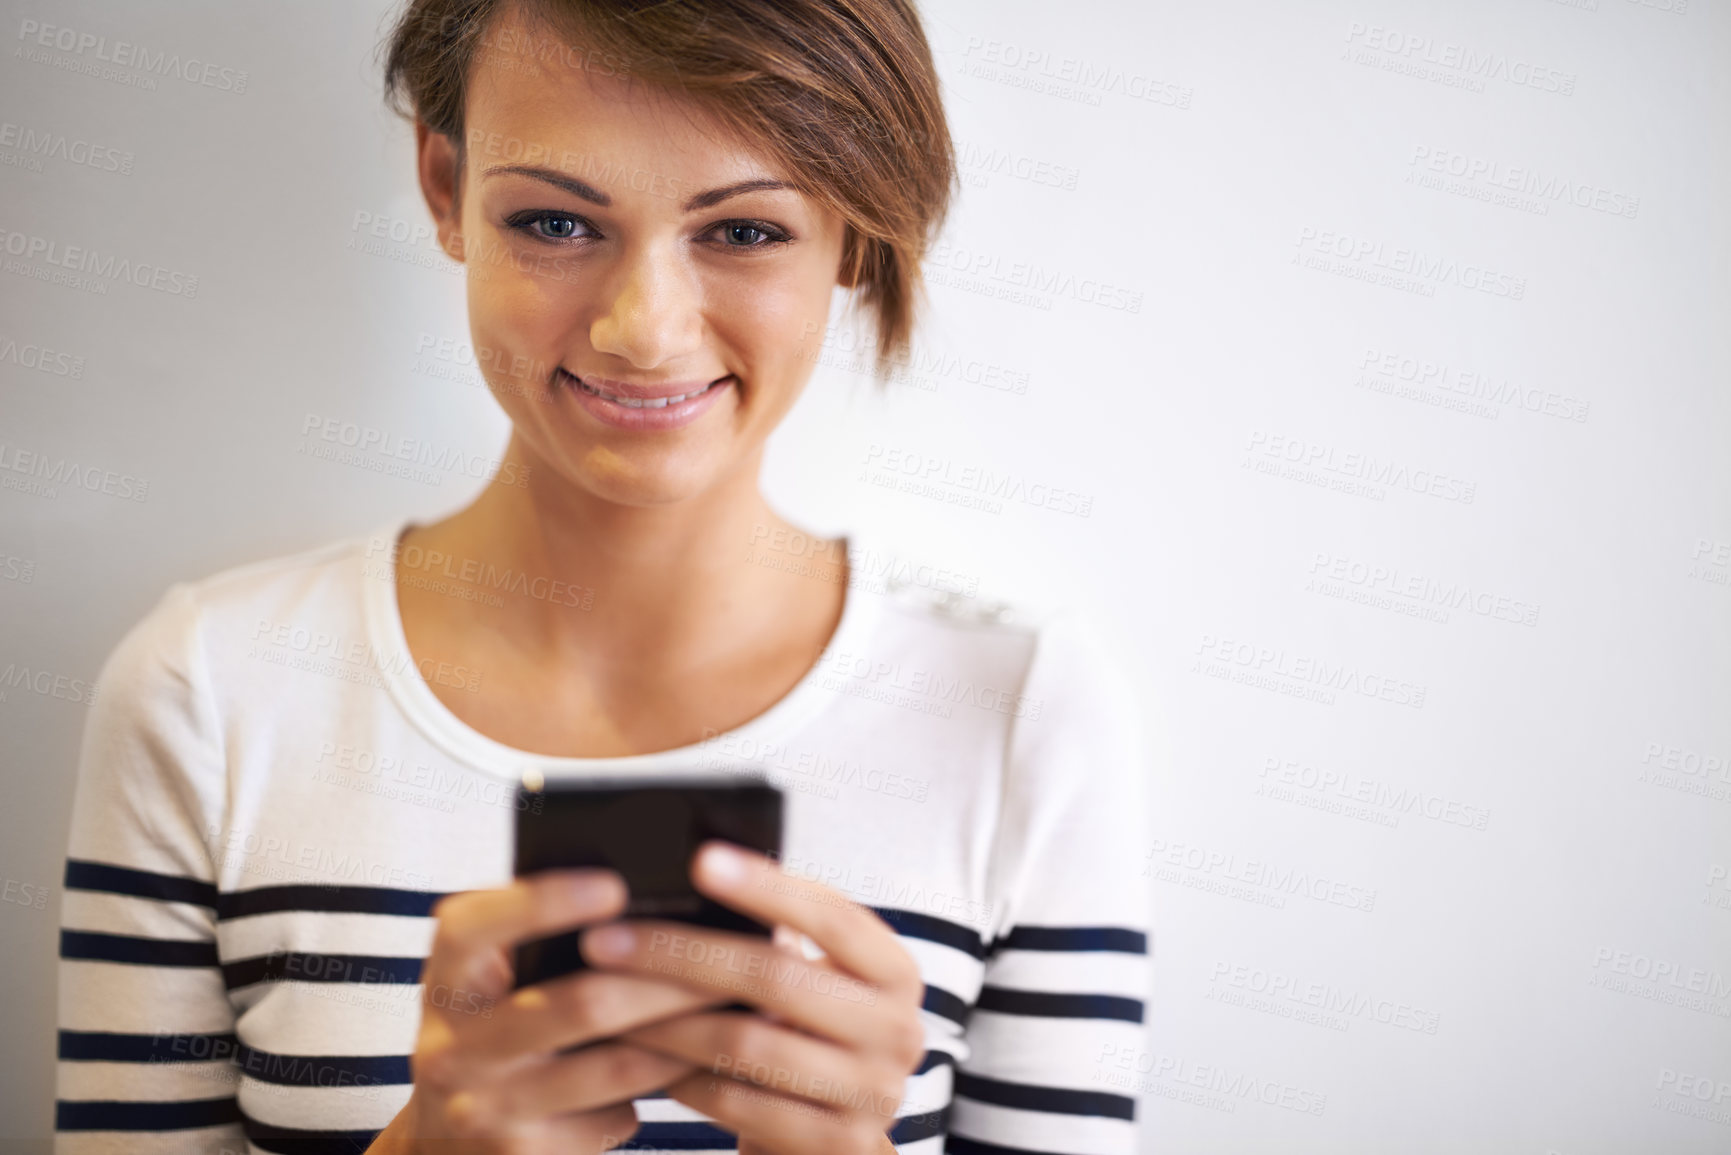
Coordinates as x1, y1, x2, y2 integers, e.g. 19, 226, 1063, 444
569, 873, 609, 903
585, 923, 635, 960
700, 842, 748, 887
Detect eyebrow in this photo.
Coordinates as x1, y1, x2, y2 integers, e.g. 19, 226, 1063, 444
480, 164, 796, 212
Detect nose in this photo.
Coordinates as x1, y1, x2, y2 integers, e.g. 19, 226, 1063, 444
588, 239, 705, 369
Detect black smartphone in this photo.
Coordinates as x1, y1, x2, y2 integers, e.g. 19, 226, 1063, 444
511, 775, 784, 990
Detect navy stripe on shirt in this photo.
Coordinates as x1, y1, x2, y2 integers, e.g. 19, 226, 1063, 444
955, 1070, 1135, 1120
945, 1135, 1075, 1155
223, 950, 424, 990
242, 1111, 376, 1154
234, 1044, 411, 1087
60, 928, 220, 968
889, 1100, 951, 1144
975, 985, 1144, 1023
915, 1048, 957, 1076
620, 1121, 739, 1150
924, 983, 972, 1026
59, 1028, 239, 1064
56, 1095, 242, 1131
870, 906, 989, 959
64, 859, 220, 909
218, 884, 444, 921
64, 858, 446, 921
989, 924, 1147, 955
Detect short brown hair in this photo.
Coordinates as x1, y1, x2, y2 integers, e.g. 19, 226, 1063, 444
381, 0, 957, 379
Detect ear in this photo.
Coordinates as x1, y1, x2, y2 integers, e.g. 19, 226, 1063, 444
415, 121, 465, 263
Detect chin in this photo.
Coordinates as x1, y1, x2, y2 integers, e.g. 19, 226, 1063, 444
568, 452, 731, 508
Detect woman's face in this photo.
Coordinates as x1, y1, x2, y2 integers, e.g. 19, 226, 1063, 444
419, 11, 848, 507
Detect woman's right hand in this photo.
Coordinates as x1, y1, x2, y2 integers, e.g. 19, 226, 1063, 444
371, 868, 738, 1153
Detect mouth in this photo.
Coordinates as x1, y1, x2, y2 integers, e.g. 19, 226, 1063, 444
554, 367, 735, 431
559, 369, 732, 409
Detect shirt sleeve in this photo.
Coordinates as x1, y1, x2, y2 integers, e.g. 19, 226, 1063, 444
55, 582, 248, 1152
947, 610, 1155, 1155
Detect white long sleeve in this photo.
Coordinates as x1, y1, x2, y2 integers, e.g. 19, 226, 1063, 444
946, 610, 1155, 1155
56, 582, 249, 1151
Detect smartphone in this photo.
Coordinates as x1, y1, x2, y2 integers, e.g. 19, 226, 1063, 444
512, 775, 784, 990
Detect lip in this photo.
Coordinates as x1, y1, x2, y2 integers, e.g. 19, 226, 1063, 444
557, 368, 734, 431
575, 373, 724, 400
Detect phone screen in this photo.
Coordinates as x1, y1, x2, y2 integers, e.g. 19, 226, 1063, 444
511, 776, 783, 989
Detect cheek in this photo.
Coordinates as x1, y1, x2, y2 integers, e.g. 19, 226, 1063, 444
709, 264, 835, 368
468, 268, 582, 386
462, 197, 584, 366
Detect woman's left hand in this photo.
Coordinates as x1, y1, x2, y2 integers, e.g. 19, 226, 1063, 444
577, 840, 928, 1155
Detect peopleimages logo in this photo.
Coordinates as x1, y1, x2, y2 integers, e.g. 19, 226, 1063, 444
1343, 22, 1576, 96
0, 663, 98, 707
248, 617, 482, 695
1256, 756, 1492, 831
15, 19, 249, 93
0, 120, 134, 174
1294, 227, 1525, 300
955, 140, 1081, 190
1094, 1046, 1328, 1116
1356, 347, 1590, 423
862, 443, 1095, 518
1654, 1067, 1730, 1128
0, 227, 199, 297
925, 241, 1143, 313
1207, 960, 1441, 1034
1590, 946, 1731, 1009
1407, 146, 1639, 219
0, 334, 85, 378
1144, 839, 1378, 912
299, 414, 531, 489
0, 443, 148, 502
1193, 631, 1427, 709
1307, 551, 1539, 627
956, 35, 1193, 109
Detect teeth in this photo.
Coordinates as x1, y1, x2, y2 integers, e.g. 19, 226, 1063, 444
576, 376, 717, 407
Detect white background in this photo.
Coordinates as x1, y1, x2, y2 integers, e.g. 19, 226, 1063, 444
2, 0, 1727, 1150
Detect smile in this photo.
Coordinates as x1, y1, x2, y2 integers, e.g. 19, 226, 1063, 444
561, 371, 729, 408
554, 368, 735, 431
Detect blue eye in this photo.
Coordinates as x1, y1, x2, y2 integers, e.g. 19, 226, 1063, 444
530, 213, 580, 240
712, 220, 791, 249
506, 211, 590, 242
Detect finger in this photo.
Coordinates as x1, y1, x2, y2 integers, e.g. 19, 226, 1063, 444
662, 1067, 888, 1155
548, 1101, 641, 1154
617, 1011, 902, 1117
456, 970, 741, 1063
578, 920, 906, 1056
422, 869, 627, 998
772, 923, 806, 957
764, 925, 805, 1027
447, 1041, 695, 1130
691, 842, 921, 996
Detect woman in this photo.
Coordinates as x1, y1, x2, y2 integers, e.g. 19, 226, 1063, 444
53, 1, 1152, 1152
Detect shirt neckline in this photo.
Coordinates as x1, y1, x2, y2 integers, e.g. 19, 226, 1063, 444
358, 515, 874, 783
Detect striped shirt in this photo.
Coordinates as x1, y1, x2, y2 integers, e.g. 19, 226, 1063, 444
55, 519, 1153, 1154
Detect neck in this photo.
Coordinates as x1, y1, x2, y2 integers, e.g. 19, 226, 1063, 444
402, 429, 844, 675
